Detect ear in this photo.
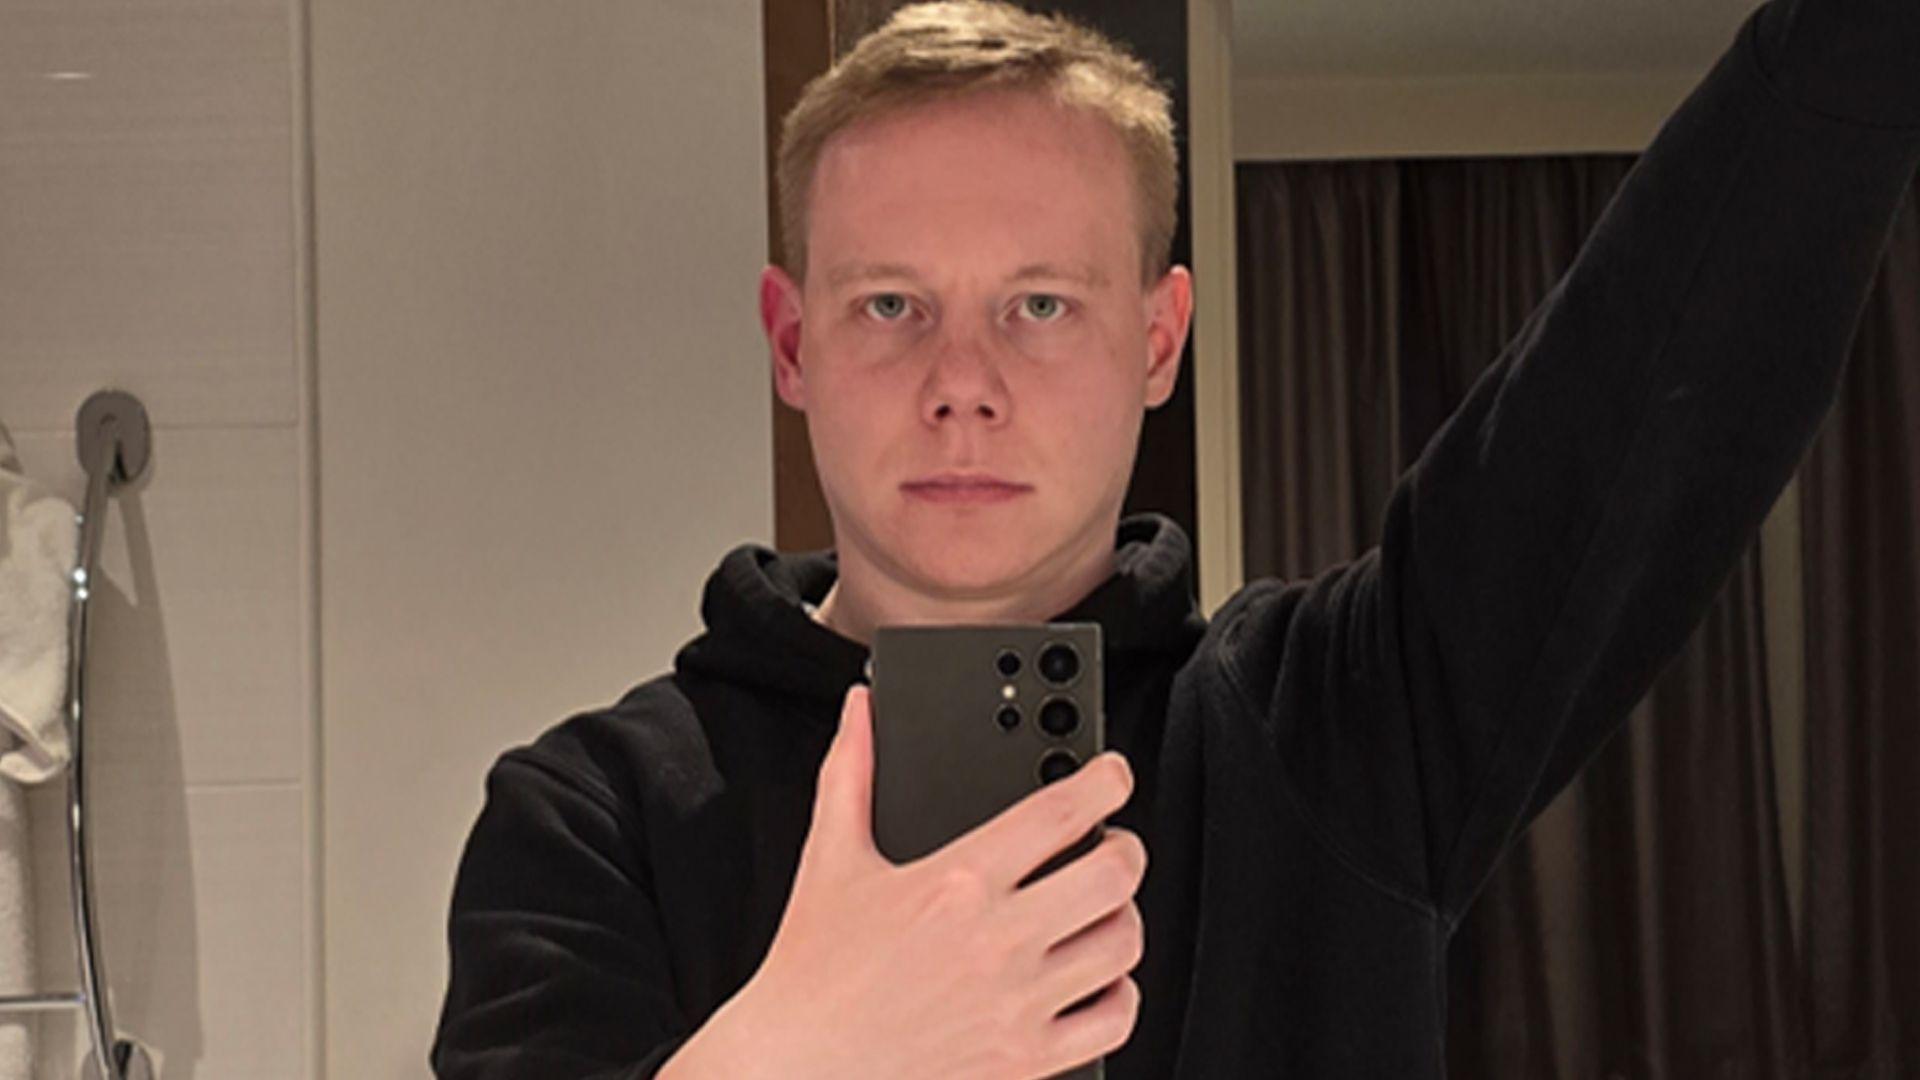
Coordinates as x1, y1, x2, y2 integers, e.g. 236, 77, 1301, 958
1143, 265, 1193, 408
760, 264, 807, 410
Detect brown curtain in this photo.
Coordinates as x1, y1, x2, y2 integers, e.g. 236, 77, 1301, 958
1800, 191, 1920, 1077
1237, 157, 1920, 1077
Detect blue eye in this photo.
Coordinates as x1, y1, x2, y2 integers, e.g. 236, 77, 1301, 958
865, 293, 911, 321
1020, 294, 1067, 321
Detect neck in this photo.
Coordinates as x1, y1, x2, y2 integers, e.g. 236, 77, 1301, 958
810, 520, 1119, 647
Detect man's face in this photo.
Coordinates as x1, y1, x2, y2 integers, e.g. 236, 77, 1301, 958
760, 87, 1191, 601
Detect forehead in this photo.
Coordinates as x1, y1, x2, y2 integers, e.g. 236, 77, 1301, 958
806, 88, 1138, 281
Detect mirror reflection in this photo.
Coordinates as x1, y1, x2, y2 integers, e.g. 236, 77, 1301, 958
0, 1, 1913, 1077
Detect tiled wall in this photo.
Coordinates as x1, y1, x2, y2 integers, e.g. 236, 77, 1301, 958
6, 0, 775, 1074
6, 1, 775, 1076
1, 0, 316, 1077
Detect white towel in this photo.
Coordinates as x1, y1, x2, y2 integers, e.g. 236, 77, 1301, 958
1, 417, 72, 1080
0, 419, 80, 785
0, 777, 38, 1080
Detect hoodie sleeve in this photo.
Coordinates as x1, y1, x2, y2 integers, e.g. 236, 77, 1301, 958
1214, 0, 1920, 926
431, 749, 692, 1079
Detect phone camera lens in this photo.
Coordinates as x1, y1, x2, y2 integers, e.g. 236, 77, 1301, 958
1038, 696, 1079, 737
994, 704, 1021, 731
995, 649, 1022, 678
1037, 748, 1081, 784
1037, 642, 1080, 685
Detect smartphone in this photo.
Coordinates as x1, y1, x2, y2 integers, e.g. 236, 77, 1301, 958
869, 621, 1109, 1080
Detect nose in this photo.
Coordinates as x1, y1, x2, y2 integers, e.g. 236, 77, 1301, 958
920, 337, 1010, 428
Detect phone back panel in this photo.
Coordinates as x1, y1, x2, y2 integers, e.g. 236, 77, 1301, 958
869, 622, 1108, 1080
870, 622, 1104, 864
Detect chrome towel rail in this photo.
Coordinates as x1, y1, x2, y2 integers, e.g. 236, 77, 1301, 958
0, 389, 158, 1080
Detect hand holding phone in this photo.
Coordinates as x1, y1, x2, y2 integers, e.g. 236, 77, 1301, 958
695, 677, 1145, 1080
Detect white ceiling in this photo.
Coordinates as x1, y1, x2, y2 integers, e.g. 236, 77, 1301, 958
1230, 0, 1765, 80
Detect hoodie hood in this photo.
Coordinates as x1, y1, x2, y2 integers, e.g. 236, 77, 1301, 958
673, 512, 1208, 709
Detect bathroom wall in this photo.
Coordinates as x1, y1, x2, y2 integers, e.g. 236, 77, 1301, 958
308, 2, 771, 1077
3, 0, 769, 1077
0, 0, 318, 1077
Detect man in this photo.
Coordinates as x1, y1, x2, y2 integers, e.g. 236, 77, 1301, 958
431, 1, 1919, 1076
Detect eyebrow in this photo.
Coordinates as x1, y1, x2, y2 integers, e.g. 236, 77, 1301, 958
825, 262, 920, 289
822, 261, 1110, 290
1010, 262, 1109, 288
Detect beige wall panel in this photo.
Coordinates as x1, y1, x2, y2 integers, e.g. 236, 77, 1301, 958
1234, 70, 1704, 160
0, 0, 298, 429
311, 2, 772, 1075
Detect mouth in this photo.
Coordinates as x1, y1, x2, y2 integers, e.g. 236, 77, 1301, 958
900, 473, 1033, 504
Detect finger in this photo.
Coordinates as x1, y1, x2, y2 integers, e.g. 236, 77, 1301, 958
807, 684, 876, 867
1003, 826, 1146, 949
1040, 975, 1139, 1075
944, 750, 1133, 892
1034, 902, 1144, 1017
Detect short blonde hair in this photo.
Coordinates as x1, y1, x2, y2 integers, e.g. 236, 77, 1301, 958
775, 1, 1178, 286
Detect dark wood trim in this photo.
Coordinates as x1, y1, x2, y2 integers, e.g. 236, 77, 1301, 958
764, 0, 837, 552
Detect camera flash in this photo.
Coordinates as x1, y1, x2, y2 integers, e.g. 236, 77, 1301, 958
1001, 683, 1017, 700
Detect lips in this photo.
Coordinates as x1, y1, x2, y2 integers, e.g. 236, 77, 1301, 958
901, 473, 1033, 502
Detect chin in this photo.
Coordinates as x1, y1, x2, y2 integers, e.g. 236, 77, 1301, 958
893, 520, 1046, 597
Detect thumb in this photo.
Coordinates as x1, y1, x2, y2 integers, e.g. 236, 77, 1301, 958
808, 683, 877, 865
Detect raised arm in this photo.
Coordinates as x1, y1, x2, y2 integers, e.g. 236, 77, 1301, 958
1213, 0, 1920, 926
431, 750, 692, 1079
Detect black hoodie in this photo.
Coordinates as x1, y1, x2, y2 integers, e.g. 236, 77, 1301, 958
431, 2, 1920, 1076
